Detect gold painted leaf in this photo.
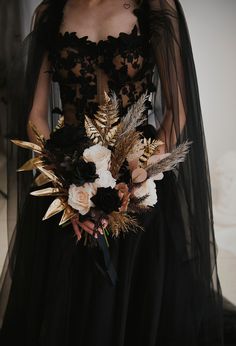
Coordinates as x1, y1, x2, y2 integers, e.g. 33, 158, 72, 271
84, 115, 103, 144
42, 198, 66, 220
17, 157, 43, 172
34, 173, 52, 186
28, 120, 45, 146
37, 166, 63, 186
105, 125, 118, 146
30, 187, 66, 197
59, 206, 77, 225
11, 139, 42, 153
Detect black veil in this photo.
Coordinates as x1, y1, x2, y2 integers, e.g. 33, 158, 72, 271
0, 0, 235, 343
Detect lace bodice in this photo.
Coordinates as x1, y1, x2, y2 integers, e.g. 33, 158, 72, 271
48, 8, 157, 126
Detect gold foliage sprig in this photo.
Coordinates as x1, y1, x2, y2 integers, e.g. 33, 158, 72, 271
84, 115, 104, 145
107, 211, 144, 238
139, 137, 164, 166
53, 116, 65, 132
85, 91, 120, 147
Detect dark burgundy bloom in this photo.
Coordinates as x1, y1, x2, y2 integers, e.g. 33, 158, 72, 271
91, 187, 122, 214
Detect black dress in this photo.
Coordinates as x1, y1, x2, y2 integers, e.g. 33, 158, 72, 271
0, 1, 231, 345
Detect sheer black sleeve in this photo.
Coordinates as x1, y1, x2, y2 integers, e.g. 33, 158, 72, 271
148, 0, 225, 342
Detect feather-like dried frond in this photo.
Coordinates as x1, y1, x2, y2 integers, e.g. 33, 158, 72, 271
146, 140, 193, 178
43, 198, 66, 220
117, 91, 149, 138
140, 138, 165, 166
11, 139, 42, 154
126, 139, 145, 162
84, 115, 103, 144
128, 203, 152, 214
107, 211, 143, 237
129, 193, 150, 206
17, 157, 43, 172
110, 130, 141, 178
30, 187, 66, 197
28, 120, 46, 146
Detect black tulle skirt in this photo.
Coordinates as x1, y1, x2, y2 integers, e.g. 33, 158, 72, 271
0, 171, 231, 346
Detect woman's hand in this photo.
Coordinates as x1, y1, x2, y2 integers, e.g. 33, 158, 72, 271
71, 216, 109, 241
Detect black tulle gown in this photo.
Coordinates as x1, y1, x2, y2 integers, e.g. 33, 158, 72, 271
0, 1, 234, 345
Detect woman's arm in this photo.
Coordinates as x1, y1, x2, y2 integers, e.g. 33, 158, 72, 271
27, 52, 51, 143
149, 0, 187, 154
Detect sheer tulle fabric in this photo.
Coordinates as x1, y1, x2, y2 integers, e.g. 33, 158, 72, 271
0, 1, 234, 345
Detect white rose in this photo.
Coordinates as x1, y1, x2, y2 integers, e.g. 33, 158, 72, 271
68, 183, 96, 215
95, 169, 116, 188
83, 144, 111, 170
133, 178, 157, 207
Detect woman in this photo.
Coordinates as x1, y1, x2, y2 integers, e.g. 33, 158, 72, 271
0, 0, 228, 345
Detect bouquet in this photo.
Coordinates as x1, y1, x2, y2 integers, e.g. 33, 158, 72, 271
12, 91, 192, 248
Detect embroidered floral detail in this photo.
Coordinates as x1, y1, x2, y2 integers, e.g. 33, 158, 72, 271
48, 11, 157, 125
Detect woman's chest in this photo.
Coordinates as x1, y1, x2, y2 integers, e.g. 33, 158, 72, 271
48, 22, 153, 86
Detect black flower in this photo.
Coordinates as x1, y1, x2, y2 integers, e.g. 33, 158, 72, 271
91, 187, 122, 214
71, 159, 98, 186
45, 124, 89, 155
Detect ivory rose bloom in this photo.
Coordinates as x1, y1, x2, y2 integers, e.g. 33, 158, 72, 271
95, 169, 116, 188
133, 178, 157, 207
68, 183, 96, 215
83, 144, 111, 170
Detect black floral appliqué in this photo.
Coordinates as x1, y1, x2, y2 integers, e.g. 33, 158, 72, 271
48, 9, 157, 125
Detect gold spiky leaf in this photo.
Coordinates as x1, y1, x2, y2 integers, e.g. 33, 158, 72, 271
59, 206, 77, 225
34, 173, 52, 186
28, 120, 46, 146
30, 187, 66, 197
17, 157, 43, 172
11, 139, 42, 154
37, 166, 63, 186
42, 198, 66, 220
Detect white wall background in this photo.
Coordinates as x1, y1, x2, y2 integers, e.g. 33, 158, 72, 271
1, 0, 236, 302
181, 0, 236, 304
181, 0, 236, 167
21, 0, 39, 37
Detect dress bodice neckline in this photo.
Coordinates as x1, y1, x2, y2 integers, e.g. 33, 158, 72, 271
57, 7, 145, 46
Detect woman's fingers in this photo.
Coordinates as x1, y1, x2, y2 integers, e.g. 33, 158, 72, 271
72, 216, 108, 239
83, 220, 95, 231
77, 221, 94, 235
71, 218, 82, 241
